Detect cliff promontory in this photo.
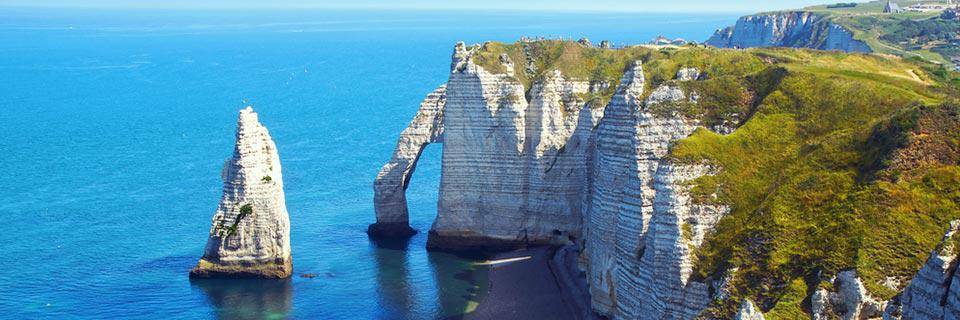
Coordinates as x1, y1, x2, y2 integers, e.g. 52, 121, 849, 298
191, 107, 292, 279
707, 0, 960, 68
374, 39, 959, 318
706, 11, 872, 53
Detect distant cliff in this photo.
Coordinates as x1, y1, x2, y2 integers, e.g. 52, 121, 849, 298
706, 11, 872, 53
372, 40, 959, 319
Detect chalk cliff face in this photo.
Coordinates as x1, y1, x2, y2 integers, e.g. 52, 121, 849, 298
582, 64, 727, 319
885, 220, 960, 320
735, 300, 765, 320
370, 85, 446, 237
706, 11, 872, 53
191, 107, 292, 279
810, 270, 885, 320
373, 42, 604, 250
373, 41, 731, 317
372, 40, 957, 319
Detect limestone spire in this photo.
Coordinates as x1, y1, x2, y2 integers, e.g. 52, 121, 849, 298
190, 106, 292, 279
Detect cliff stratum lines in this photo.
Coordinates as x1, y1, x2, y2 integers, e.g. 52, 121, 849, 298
373, 39, 960, 319
191, 107, 292, 279
707, 0, 960, 69
707, 11, 873, 53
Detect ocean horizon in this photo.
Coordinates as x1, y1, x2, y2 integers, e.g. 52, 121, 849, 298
0, 8, 740, 319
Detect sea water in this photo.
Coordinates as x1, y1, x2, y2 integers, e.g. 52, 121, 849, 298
0, 8, 739, 319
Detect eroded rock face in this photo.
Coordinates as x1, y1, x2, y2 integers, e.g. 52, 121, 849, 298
631, 161, 727, 319
812, 270, 885, 320
706, 11, 872, 53
373, 42, 733, 318
428, 43, 603, 251
735, 299, 766, 320
583, 61, 647, 314
582, 64, 728, 319
886, 220, 960, 320
370, 85, 446, 237
191, 107, 292, 279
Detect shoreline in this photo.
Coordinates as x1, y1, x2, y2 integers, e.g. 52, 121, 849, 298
464, 245, 594, 320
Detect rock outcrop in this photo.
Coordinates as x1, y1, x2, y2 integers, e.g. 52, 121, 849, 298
884, 220, 960, 320
582, 66, 727, 319
811, 270, 885, 320
371, 42, 604, 250
190, 107, 292, 279
372, 39, 960, 319
373, 42, 736, 317
370, 85, 446, 237
735, 299, 765, 320
706, 11, 872, 53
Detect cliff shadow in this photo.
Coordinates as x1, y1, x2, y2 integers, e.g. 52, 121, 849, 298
190, 278, 292, 320
370, 237, 416, 318
427, 251, 489, 319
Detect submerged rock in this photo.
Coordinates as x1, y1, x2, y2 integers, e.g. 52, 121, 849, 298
190, 107, 292, 279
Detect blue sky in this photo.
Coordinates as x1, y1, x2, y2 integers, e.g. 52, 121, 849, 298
0, 0, 867, 12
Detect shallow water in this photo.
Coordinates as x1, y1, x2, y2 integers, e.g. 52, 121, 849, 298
0, 8, 738, 319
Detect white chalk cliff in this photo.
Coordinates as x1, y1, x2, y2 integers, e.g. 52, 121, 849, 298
884, 220, 960, 320
706, 11, 872, 53
370, 85, 446, 237
372, 42, 603, 250
373, 40, 739, 318
191, 107, 292, 279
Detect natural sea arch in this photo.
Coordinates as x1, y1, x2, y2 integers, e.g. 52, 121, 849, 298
368, 85, 446, 238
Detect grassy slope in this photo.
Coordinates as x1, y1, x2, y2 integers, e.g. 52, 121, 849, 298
669, 51, 959, 317
801, 0, 951, 65
470, 40, 959, 318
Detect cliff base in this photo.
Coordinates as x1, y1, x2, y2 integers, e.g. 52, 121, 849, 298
426, 230, 564, 252
366, 222, 417, 239
189, 259, 293, 279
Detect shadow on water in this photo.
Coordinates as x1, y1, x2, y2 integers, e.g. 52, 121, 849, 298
370, 236, 416, 318
369, 235, 490, 319
190, 278, 293, 320
427, 251, 489, 320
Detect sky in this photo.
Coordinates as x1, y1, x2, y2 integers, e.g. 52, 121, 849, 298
0, 0, 870, 12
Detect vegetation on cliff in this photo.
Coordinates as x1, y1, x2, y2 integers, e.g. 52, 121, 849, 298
471, 39, 959, 318
668, 51, 959, 317
803, 0, 960, 68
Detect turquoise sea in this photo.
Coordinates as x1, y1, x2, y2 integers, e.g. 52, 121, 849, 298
0, 8, 739, 319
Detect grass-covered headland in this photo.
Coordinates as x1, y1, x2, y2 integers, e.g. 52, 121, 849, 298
467, 40, 959, 318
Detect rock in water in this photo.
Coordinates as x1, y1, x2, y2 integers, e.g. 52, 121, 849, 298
369, 85, 446, 238
190, 107, 292, 279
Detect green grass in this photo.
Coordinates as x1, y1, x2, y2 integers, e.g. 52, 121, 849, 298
664, 47, 957, 316
216, 203, 254, 238
765, 278, 809, 319
465, 39, 959, 317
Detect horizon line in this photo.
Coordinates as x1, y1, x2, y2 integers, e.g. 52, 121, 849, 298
0, 3, 786, 14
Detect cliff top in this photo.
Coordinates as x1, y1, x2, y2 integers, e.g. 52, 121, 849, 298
741, 0, 960, 67
463, 38, 960, 317
466, 39, 943, 102
646, 43, 959, 317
